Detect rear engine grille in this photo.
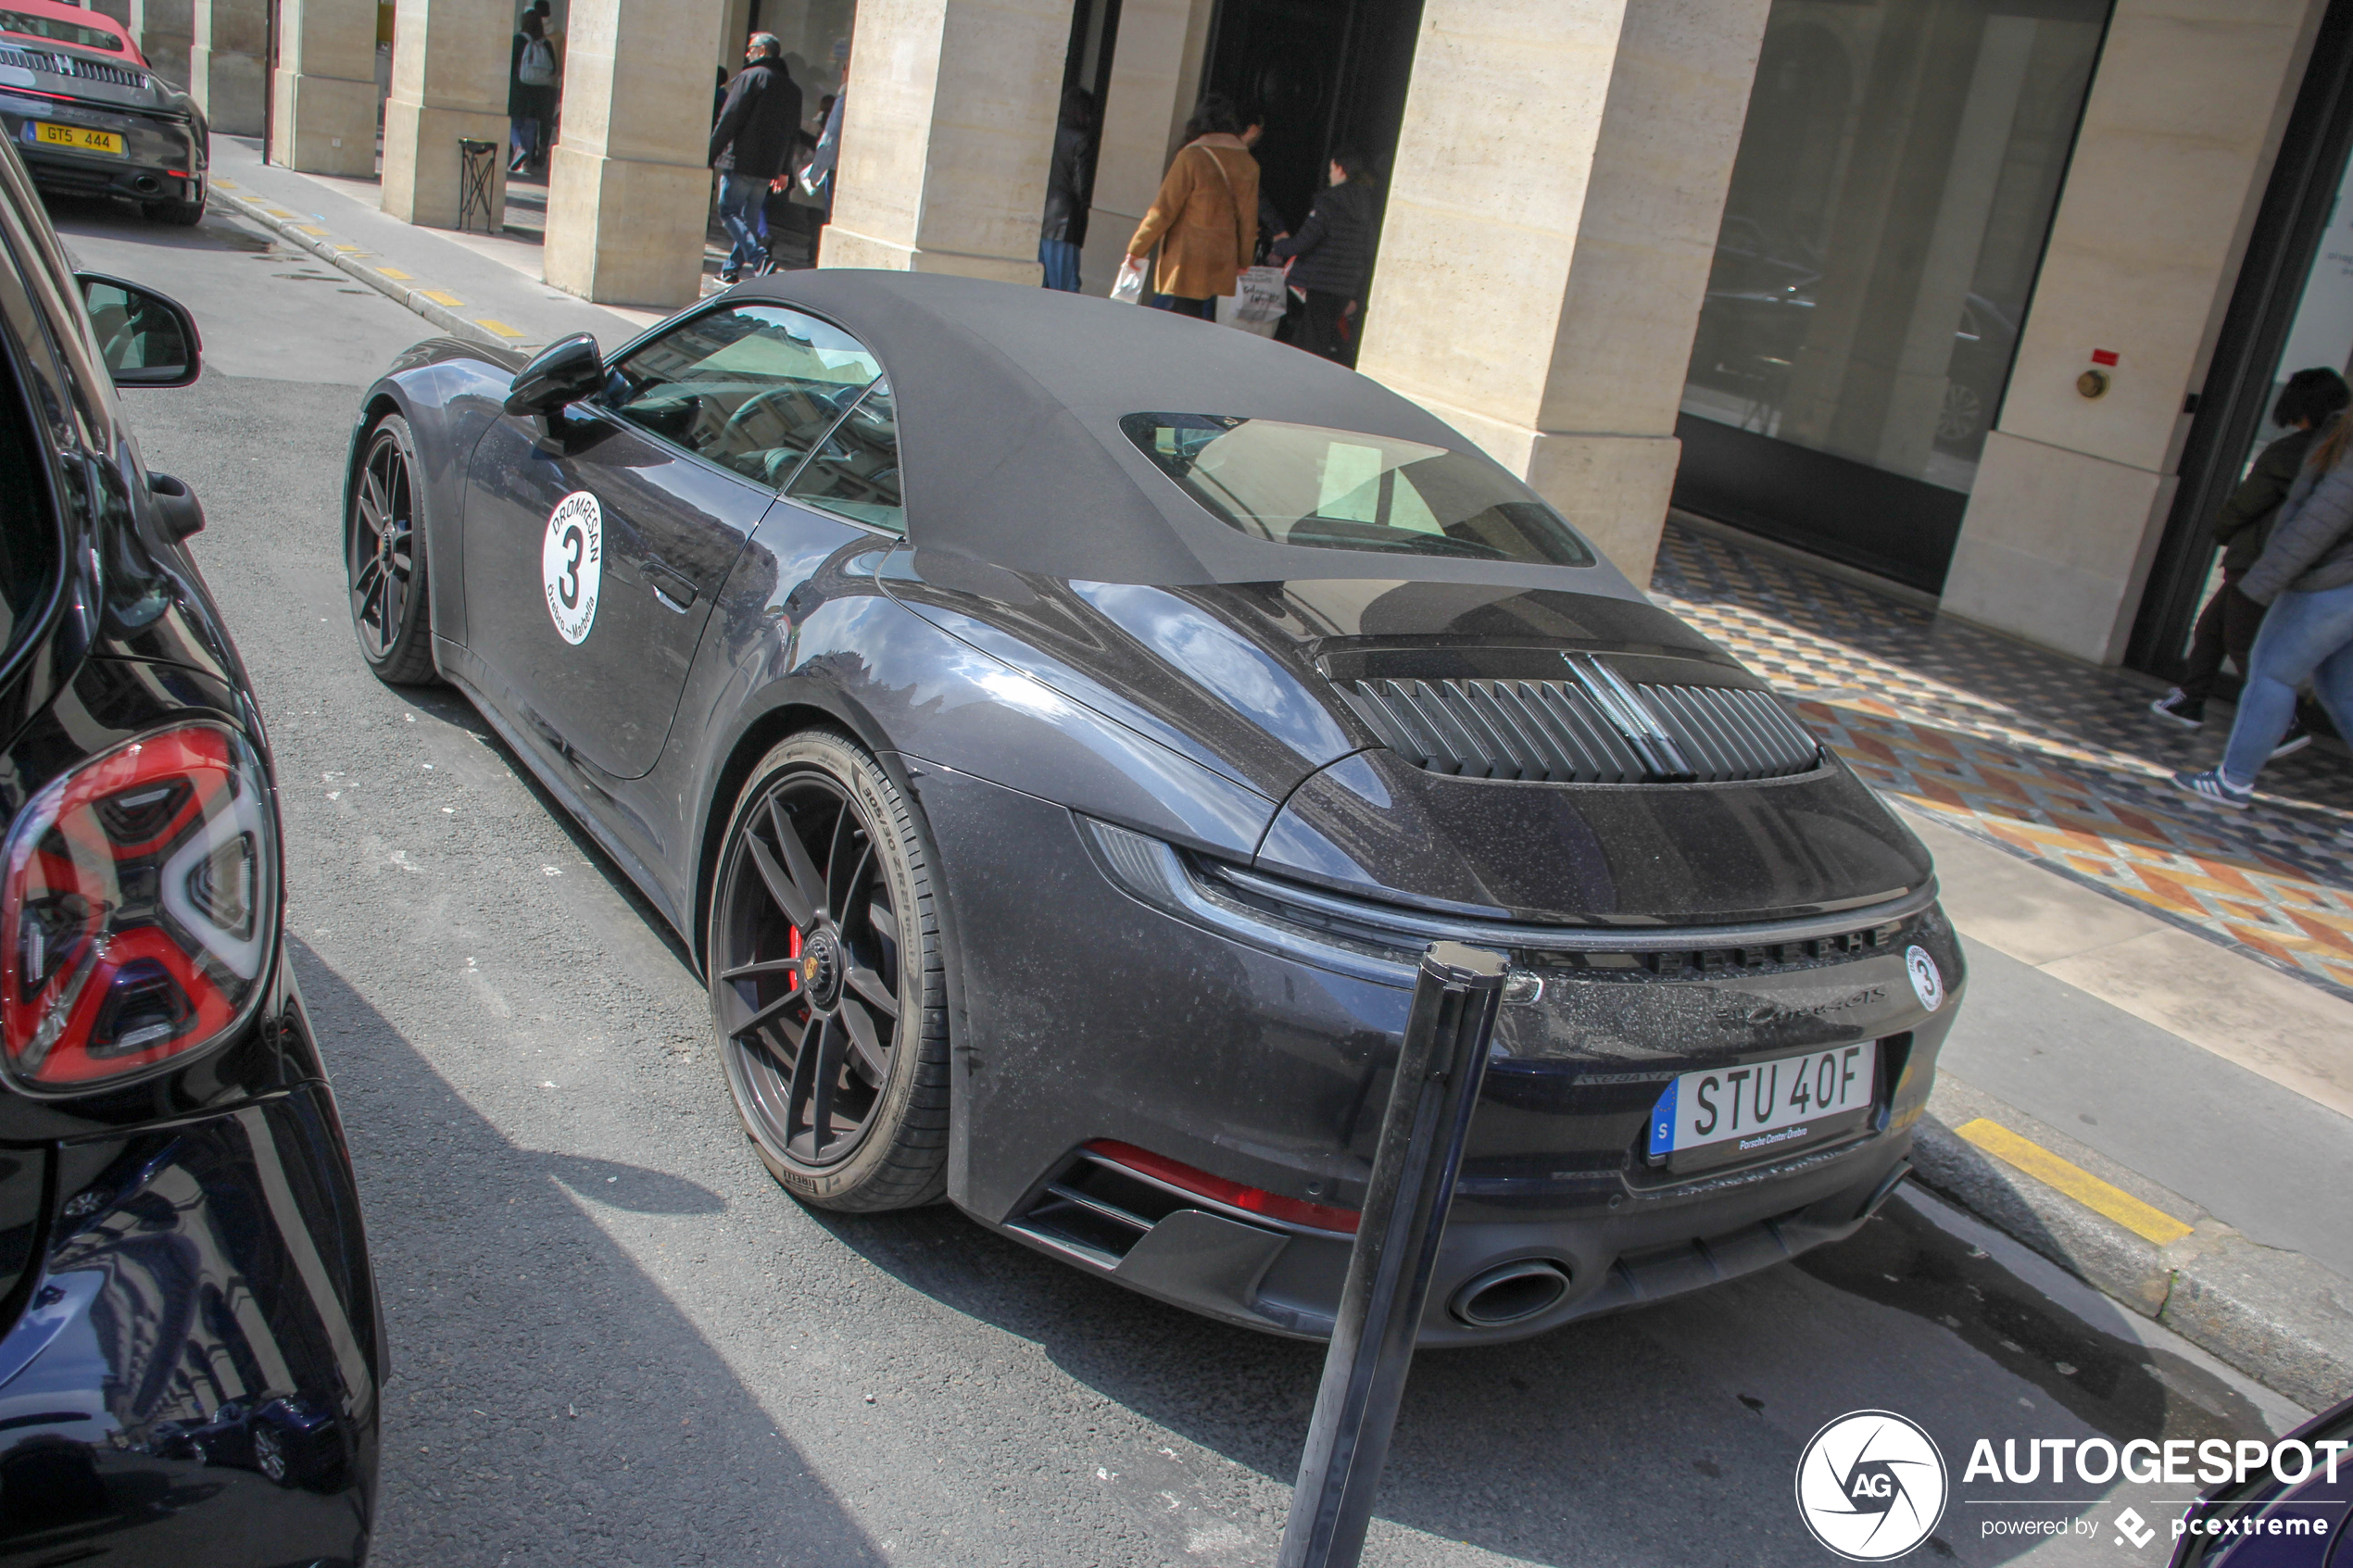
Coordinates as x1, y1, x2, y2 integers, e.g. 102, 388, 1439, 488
1338, 668, 1818, 784
0, 45, 149, 88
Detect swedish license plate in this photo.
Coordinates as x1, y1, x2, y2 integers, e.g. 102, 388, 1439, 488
30, 121, 124, 157
1647, 1044, 1877, 1170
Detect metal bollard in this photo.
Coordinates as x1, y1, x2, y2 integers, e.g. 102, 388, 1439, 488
1277, 940, 1509, 1568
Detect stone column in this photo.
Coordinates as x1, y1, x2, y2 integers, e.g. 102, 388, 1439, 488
542, 0, 724, 308
819, 0, 1068, 283
1940, 0, 2325, 664
1078, 0, 1214, 293
188, 0, 266, 135
132, 0, 195, 88
380, 0, 508, 231
1355, 0, 1773, 584
269, 0, 381, 177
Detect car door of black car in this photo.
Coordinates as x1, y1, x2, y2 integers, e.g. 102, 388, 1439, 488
461, 302, 885, 780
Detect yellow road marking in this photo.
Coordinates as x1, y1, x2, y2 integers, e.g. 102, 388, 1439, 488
333, 245, 364, 254
1956, 1119, 2193, 1246
262, 207, 294, 219
296, 224, 326, 235
215, 179, 237, 188
474, 319, 525, 339
376, 267, 411, 280
420, 290, 464, 307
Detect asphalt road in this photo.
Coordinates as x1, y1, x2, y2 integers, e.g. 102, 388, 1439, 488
44, 194, 2318, 1568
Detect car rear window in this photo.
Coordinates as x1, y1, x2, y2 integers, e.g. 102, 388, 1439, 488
0, 7, 125, 51
1121, 413, 1597, 569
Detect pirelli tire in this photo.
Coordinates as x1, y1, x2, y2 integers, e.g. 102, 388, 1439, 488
709, 731, 951, 1212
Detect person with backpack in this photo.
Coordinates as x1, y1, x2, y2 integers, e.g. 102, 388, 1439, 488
2173, 407, 2353, 809
509, 13, 560, 176
1269, 149, 1378, 364
709, 33, 803, 284
1120, 94, 1258, 320
2150, 366, 2350, 754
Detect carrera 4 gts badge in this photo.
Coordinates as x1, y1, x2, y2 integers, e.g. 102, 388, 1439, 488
543, 491, 602, 645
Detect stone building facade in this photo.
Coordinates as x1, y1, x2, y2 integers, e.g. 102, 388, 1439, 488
150, 0, 2353, 681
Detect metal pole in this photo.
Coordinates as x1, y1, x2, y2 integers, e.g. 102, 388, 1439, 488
1277, 940, 1508, 1568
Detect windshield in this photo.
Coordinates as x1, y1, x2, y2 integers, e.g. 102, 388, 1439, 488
1121, 414, 1596, 568
0, 8, 127, 51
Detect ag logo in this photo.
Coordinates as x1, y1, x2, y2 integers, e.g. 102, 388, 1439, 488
542, 491, 602, 645
1794, 1410, 1947, 1561
1905, 946, 1944, 1013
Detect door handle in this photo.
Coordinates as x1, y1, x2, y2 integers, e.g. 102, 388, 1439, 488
645, 558, 698, 612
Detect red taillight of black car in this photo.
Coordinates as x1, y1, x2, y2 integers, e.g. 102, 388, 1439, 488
1, 721, 277, 1091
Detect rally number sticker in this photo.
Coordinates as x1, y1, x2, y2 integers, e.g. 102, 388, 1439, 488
542, 491, 602, 645
1906, 945, 1944, 1012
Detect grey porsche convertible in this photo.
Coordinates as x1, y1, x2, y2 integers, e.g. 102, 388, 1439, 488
346, 271, 1961, 1344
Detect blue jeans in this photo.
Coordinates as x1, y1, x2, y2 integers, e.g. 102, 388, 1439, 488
1151, 293, 1215, 320
717, 172, 769, 278
2219, 576, 2353, 785
1039, 237, 1081, 292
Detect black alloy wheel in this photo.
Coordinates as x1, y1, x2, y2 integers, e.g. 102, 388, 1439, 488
347, 413, 439, 685
711, 732, 948, 1210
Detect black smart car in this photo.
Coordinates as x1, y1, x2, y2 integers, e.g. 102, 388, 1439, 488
350, 270, 1960, 1346
0, 0, 206, 224
0, 137, 379, 1562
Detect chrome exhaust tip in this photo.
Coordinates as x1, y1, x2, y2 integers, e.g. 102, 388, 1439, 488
1449, 1259, 1571, 1327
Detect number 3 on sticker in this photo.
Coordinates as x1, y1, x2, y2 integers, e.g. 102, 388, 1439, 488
542, 491, 601, 645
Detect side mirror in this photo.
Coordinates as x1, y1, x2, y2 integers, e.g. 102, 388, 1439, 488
77, 273, 201, 388
505, 333, 603, 416
147, 471, 205, 541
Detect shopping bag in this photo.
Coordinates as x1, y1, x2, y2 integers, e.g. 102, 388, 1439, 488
1219, 265, 1286, 336
1111, 257, 1149, 306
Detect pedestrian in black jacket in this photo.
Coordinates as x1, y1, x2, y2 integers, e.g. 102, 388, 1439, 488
710, 34, 802, 283
1039, 88, 1094, 292
2151, 366, 2349, 753
507, 13, 558, 175
1270, 150, 1378, 365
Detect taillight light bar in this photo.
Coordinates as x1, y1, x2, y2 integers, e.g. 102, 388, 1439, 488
0, 721, 278, 1092
1087, 1139, 1360, 1233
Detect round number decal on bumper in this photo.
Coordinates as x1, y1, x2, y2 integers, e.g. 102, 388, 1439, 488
1906, 945, 1944, 1012
542, 491, 602, 644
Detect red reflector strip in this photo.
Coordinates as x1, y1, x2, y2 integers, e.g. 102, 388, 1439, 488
1087, 1139, 1359, 1234
2090, 348, 2119, 367
165, 169, 188, 178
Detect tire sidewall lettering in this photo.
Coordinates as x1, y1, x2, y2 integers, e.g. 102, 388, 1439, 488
542, 491, 602, 645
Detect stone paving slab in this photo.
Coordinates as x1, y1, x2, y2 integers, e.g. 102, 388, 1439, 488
1653, 517, 2353, 1000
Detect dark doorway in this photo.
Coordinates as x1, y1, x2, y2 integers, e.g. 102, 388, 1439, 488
1200, 0, 1426, 243
2126, 0, 2353, 677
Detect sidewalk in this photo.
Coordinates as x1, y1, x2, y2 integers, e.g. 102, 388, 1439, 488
191, 152, 2352, 1408
205, 136, 661, 354
1655, 518, 2353, 1410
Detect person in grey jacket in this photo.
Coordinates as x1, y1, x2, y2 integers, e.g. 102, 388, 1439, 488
2174, 409, 2353, 809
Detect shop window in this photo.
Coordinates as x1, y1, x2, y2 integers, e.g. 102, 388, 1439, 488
1680, 1, 2108, 496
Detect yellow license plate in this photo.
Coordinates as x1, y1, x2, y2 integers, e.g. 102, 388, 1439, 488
31, 122, 124, 157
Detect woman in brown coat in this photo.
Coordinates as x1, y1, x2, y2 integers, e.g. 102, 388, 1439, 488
1120, 94, 1258, 320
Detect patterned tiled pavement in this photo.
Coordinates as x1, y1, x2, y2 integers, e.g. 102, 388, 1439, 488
1649, 521, 2353, 1001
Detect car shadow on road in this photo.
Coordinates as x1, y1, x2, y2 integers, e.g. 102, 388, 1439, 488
284, 940, 882, 1568
806, 1181, 2275, 1567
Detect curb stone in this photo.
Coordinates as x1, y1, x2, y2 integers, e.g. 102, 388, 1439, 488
209, 185, 534, 356
1911, 1077, 2352, 1411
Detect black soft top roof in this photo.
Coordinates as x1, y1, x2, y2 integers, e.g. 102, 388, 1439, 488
731, 270, 1624, 591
